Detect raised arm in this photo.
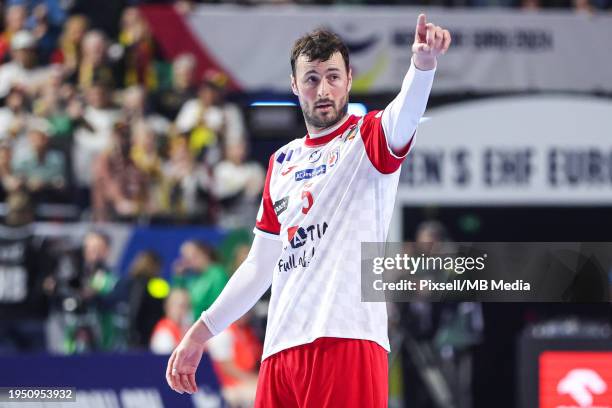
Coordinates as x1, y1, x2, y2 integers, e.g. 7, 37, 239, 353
383, 14, 451, 155
166, 234, 281, 394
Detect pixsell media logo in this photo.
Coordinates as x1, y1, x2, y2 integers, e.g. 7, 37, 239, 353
540, 352, 612, 408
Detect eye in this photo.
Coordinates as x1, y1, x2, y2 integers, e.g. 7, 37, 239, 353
306, 76, 318, 83
330, 75, 340, 81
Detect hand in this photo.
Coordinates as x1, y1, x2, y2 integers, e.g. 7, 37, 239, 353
115, 199, 137, 215
172, 259, 189, 276
412, 14, 451, 71
166, 320, 213, 394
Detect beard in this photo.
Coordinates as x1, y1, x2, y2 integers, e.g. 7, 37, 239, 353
301, 95, 349, 130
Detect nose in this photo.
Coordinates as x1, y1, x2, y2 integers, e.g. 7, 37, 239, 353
317, 79, 329, 99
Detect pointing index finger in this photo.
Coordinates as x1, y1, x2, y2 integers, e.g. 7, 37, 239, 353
417, 13, 427, 28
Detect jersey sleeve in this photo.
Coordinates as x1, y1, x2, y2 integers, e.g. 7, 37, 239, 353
253, 153, 281, 239
360, 110, 414, 175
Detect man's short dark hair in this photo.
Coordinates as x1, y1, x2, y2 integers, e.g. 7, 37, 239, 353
290, 28, 349, 76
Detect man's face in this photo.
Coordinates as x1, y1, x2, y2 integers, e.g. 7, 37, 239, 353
84, 233, 109, 265
291, 51, 351, 130
29, 130, 48, 154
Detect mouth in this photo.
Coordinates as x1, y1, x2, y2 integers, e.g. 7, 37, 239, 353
315, 103, 333, 111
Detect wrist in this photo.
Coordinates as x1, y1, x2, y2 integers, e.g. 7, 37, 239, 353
188, 319, 213, 345
413, 55, 437, 71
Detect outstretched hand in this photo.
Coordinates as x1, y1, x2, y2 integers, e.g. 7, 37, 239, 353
412, 13, 451, 70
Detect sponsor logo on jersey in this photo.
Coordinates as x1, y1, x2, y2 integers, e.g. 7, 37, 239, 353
308, 149, 322, 163
287, 222, 328, 249
273, 196, 289, 216
278, 222, 329, 272
276, 148, 300, 164
326, 147, 340, 168
281, 165, 297, 176
295, 165, 326, 181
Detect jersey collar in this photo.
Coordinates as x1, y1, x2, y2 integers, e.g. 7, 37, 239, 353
305, 115, 358, 147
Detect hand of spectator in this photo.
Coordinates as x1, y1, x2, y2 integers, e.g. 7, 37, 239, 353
166, 319, 213, 394
412, 14, 451, 71
27, 177, 45, 192
172, 259, 189, 276
67, 98, 84, 120
3, 175, 23, 192
115, 199, 138, 216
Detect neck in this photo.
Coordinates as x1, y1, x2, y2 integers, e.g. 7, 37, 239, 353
307, 113, 349, 139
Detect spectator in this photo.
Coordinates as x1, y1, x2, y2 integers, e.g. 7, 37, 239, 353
130, 119, 164, 213
29, 3, 61, 64
72, 82, 120, 191
25, 0, 68, 29
159, 135, 213, 220
44, 229, 118, 353
213, 140, 264, 229
113, 250, 165, 349
50, 14, 89, 70
91, 121, 150, 221
175, 69, 246, 163
0, 4, 27, 63
0, 190, 51, 353
12, 119, 68, 203
118, 7, 157, 90
121, 86, 170, 134
33, 66, 82, 138
0, 143, 23, 200
0, 30, 51, 98
152, 53, 197, 120
70, 30, 114, 90
207, 313, 262, 408
150, 288, 192, 354
0, 85, 30, 145
172, 240, 228, 318
130, 119, 162, 177
74, 231, 118, 350
573, 0, 594, 13
121, 85, 147, 122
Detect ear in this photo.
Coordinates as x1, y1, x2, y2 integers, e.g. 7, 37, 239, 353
290, 74, 299, 96
347, 67, 353, 93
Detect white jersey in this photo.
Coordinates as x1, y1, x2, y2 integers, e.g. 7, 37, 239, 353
254, 110, 414, 360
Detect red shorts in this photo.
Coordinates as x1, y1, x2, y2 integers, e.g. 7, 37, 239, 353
254, 337, 388, 408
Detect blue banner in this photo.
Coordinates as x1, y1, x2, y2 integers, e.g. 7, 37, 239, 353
0, 352, 224, 407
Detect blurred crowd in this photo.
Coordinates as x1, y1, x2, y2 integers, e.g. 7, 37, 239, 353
158, 0, 609, 11
0, 195, 263, 406
0, 0, 265, 228
136, 0, 611, 12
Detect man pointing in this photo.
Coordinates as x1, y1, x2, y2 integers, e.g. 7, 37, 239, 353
167, 14, 451, 407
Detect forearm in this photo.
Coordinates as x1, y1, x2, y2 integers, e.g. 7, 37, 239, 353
382, 57, 436, 154
200, 234, 280, 336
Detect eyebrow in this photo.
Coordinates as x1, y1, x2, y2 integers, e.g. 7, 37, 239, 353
303, 67, 342, 76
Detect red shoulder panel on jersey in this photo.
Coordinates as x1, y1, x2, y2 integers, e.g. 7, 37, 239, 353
255, 153, 281, 236
360, 110, 413, 174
